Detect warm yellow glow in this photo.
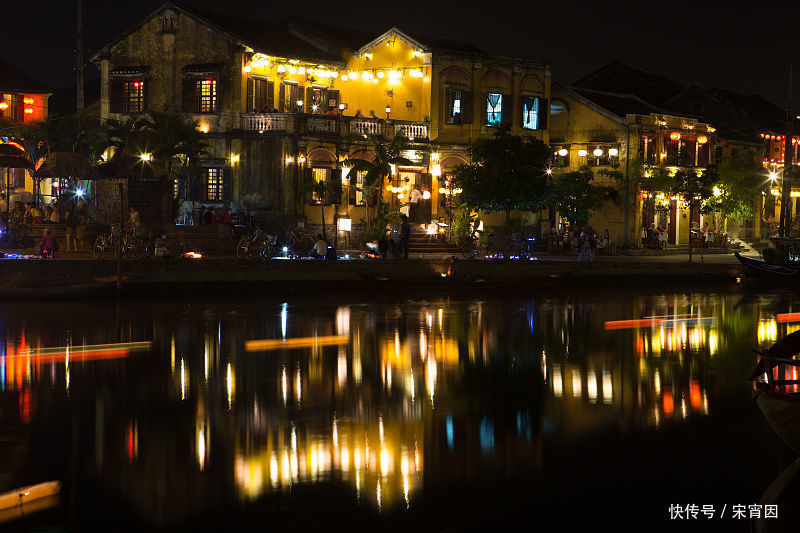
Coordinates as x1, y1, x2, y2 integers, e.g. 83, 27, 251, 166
230, 154, 239, 164
140, 153, 152, 162
246, 335, 349, 351
578, 149, 587, 157
243, 64, 252, 73
0, 102, 8, 110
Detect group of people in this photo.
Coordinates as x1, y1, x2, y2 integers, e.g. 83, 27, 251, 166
33, 199, 92, 258
644, 223, 670, 249
557, 226, 612, 257
196, 206, 233, 226
365, 215, 411, 259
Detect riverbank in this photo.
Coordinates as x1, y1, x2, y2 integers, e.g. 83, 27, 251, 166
0, 253, 761, 299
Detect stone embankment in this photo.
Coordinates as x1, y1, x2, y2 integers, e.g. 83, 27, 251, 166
0, 257, 747, 299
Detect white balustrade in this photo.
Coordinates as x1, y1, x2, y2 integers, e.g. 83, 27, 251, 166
350, 118, 383, 137
394, 122, 428, 140
242, 113, 289, 132
305, 116, 339, 134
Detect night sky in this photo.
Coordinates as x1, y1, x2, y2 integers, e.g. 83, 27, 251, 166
4, 1, 799, 108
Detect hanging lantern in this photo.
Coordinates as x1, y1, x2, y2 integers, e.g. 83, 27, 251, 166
608, 148, 619, 157
558, 148, 568, 157
670, 132, 681, 141
697, 135, 708, 145
593, 148, 603, 157
578, 149, 587, 157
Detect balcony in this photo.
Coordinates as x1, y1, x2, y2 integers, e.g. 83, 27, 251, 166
241, 113, 429, 142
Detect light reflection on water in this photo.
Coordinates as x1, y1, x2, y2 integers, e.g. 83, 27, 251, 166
0, 291, 794, 527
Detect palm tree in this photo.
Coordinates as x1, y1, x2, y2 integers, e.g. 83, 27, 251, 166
342, 133, 413, 237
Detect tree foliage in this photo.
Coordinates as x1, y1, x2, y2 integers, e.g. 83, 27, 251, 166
708, 148, 767, 221
550, 166, 616, 225
451, 127, 550, 226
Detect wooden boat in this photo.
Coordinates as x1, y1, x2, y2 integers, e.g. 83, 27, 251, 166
735, 252, 800, 279
751, 330, 800, 453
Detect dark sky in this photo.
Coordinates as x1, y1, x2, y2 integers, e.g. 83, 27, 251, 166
4, 0, 798, 108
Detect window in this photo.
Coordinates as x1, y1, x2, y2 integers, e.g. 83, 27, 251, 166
486, 93, 502, 126
206, 168, 222, 201
446, 88, 462, 124
354, 171, 365, 205
247, 78, 274, 113
123, 81, 145, 114
199, 80, 217, 113
522, 96, 539, 130
312, 168, 329, 202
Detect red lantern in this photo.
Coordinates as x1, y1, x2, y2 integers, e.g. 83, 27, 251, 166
697, 135, 708, 145
670, 131, 681, 141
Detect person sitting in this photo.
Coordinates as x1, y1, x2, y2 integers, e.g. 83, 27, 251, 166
326, 108, 339, 116
39, 228, 59, 258
311, 234, 328, 259
153, 230, 172, 258
23, 202, 33, 225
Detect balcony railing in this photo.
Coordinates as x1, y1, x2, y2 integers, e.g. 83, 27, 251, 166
392, 122, 428, 140
241, 113, 429, 142
242, 113, 290, 132
350, 118, 384, 137
304, 115, 339, 134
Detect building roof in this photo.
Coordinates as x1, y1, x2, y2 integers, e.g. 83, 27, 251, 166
572, 60, 684, 106
175, 4, 344, 65
565, 86, 666, 118
0, 59, 51, 94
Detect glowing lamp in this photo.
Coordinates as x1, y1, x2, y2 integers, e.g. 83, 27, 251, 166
339, 103, 345, 111
23, 97, 34, 104
608, 148, 619, 157
431, 163, 441, 176
76, 188, 84, 197
277, 65, 286, 73
24, 108, 33, 114
140, 153, 152, 162
243, 65, 252, 73
296, 100, 304, 108
377, 71, 385, 78
341, 75, 349, 81
289, 66, 297, 74
385, 105, 391, 114
230, 154, 239, 164
578, 149, 587, 157
422, 190, 431, 200
286, 156, 294, 164
338, 218, 352, 232
558, 148, 568, 157
670, 131, 681, 141
593, 148, 603, 157
0, 102, 8, 110
298, 156, 306, 164
697, 135, 708, 145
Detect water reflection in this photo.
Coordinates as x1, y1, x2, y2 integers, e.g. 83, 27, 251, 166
0, 291, 796, 528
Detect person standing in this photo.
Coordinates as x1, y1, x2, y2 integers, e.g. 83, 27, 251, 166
409, 186, 421, 224
65, 206, 80, 252
399, 214, 410, 259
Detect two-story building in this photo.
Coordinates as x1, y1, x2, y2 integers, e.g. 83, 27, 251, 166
550, 82, 716, 246
0, 59, 51, 205
92, 2, 551, 235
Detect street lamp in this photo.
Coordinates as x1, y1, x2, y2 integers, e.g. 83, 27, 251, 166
385, 105, 391, 118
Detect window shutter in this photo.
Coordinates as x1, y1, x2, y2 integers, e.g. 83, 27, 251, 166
348, 173, 357, 205
303, 168, 314, 203
461, 91, 473, 124
222, 167, 233, 202
327, 90, 339, 112
501, 94, 513, 127
267, 81, 275, 111
306, 86, 313, 113
142, 80, 148, 113
246, 78, 254, 112
330, 169, 342, 204
279, 83, 286, 112
110, 80, 123, 113
182, 79, 196, 113
537, 97, 548, 130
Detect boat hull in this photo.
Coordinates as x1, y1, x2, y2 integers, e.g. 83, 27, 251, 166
756, 390, 800, 454
735, 252, 800, 280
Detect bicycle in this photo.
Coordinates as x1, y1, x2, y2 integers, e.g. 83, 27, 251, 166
237, 227, 272, 258
459, 232, 499, 259
285, 228, 316, 257
93, 226, 149, 259
502, 233, 536, 259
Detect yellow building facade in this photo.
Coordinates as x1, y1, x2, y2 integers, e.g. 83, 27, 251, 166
95, 3, 551, 238
550, 85, 717, 246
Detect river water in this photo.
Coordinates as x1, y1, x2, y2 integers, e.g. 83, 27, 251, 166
0, 290, 797, 530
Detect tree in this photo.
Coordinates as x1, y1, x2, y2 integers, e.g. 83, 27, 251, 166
342, 133, 412, 241
709, 148, 768, 227
550, 166, 616, 228
451, 126, 550, 229
670, 167, 719, 262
